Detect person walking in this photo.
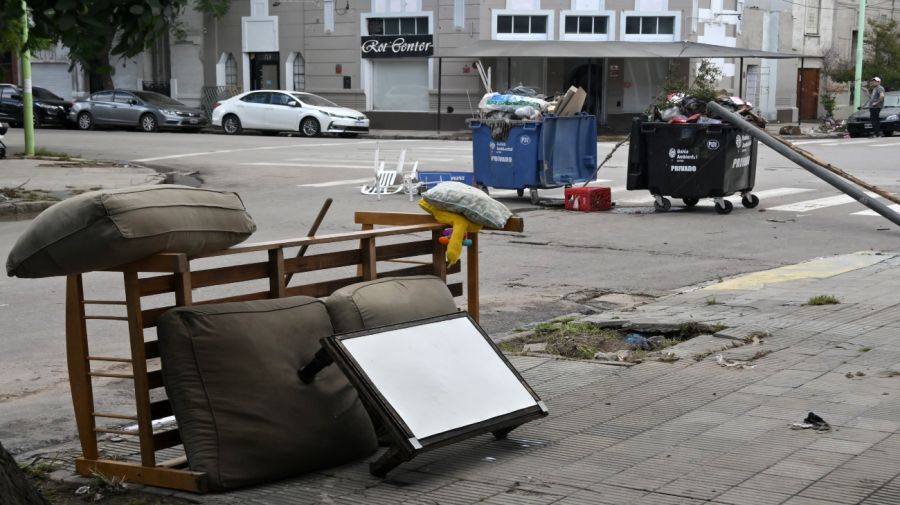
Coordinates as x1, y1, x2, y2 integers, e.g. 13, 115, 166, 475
867, 77, 885, 137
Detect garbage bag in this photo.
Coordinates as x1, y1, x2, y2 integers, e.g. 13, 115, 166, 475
479, 92, 549, 114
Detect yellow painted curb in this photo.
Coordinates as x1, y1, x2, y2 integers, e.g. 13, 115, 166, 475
704, 252, 892, 291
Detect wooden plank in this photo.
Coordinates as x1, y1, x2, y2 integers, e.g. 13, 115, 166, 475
83, 315, 129, 321
144, 340, 159, 360
431, 230, 448, 281
174, 271, 193, 307
157, 456, 189, 469
447, 282, 463, 298
197, 225, 442, 258
124, 272, 156, 467
268, 249, 286, 298
66, 275, 99, 461
87, 356, 132, 363
285, 277, 365, 299
110, 253, 189, 273
467, 233, 480, 323
285, 249, 361, 275
138, 274, 175, 297
361, 237, 377, 281
355, 211, 525, 232
141, 306, 174, 329
75, 458, 207, 493
153, 429, 182, 450
149, 399, 174, 420
147, 370, 165, 390
93, 412, 139, 421
190, 261, 269, 289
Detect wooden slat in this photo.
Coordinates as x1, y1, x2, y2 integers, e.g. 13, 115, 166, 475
190, 261, 269, 289
93, 412, 139, 421
285, 277, 364, 299
84, 315, 129, 321
66, 275, 99, 461
268, 249, 286, 298
153, 429, 182, 450
95, 428, 139, 436
361, 237, 377, 281
87, 356, 132, 363
141, 306, 174, 329
374, 239, 433, 261
174, 271, 193, 307
108, 253, 189, 273
138, 274, 175, 297
432, 230, 448, 281
144, 340, 159, 360
147, 370, 164, 390
149, 399, 174, 420
468, 233, 480, 322
75, 458, 207, 493
157, 456, 189, 469
125, 270, 155, 467
196, 224, 442, 258
83, 300, 126, 306
89, 372, 134, 380
355, 211, 525, 232
285, 249, 361, 275
447, 282, 463, 297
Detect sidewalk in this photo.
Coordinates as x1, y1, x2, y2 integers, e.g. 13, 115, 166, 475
23, 251, 900, 505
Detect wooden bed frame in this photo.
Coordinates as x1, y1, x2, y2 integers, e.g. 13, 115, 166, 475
63, 211, 523, 492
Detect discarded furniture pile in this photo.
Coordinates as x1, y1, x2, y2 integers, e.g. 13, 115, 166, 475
6, 184, 542, 493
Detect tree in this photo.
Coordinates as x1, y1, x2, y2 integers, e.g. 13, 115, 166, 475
0, 441, 50, 505
864, 19, 899, 90
18, 0, 230, 89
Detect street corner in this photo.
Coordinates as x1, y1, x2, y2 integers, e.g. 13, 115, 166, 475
0, 157, 164, 220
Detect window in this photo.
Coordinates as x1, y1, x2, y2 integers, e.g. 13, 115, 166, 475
564, 15, 608, 34
805, 0, 821, 34
497, 15, 547, 34
91, 91, 114, 102
367, 16, 428, 35
293, 55, 305, 91
241, 92, 271, 104
493, 10, 553, 40
271, 93, 294, 106
625, 16, 674, 35
114, 92, 134, 104
225, 54, 238, 86
621, 12, 679, 41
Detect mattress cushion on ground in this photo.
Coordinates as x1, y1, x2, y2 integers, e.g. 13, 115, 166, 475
6, 184, 256, 278
325, 275, 459, 333
157, 297, 377, 491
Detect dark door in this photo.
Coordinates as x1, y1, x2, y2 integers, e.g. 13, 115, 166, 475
250, 52, 280, 90
797, 68, 820, 120
567, 61, 603, 117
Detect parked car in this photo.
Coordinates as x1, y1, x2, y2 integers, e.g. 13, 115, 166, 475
68, 90, 207, 132
847, 90, 900, 138
0, 83, 73, 128
211, 90, 369, 137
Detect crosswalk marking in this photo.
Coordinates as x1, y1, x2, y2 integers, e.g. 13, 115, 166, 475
853, 203, 900, 216
244, 162, 373, 169
298, 178, 373, 188
768, 191, 877, 212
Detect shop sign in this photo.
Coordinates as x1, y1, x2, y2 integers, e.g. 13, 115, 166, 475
361, 35, 434, 58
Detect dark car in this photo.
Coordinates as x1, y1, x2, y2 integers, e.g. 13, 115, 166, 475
0, 83, 73, 128
68, 89, 207, 132
847, 90, 900, 138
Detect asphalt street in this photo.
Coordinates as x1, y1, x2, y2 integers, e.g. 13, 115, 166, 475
1, 126, 899, 454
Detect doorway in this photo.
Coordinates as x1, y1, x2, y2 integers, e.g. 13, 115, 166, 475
250, 52, 280, 90
567, 61, 603, 117
797, 68, 820, 120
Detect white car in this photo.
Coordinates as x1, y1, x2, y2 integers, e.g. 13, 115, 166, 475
211, 90, 369, 137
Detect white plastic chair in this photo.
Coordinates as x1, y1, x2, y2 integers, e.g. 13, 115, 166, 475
361, 144, 406, 196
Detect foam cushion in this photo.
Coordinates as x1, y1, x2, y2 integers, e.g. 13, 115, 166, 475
6, 185, 256, 278
422, 181, 512, 229
157, 297, 377, 491
325, 275, 459, 334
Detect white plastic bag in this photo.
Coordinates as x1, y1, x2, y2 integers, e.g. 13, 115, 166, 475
479, 92, 549, 114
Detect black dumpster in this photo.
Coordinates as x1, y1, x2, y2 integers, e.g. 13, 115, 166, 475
626, 118, 758, 214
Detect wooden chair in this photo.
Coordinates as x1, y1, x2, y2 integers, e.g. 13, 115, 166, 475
64, 211, 523, 492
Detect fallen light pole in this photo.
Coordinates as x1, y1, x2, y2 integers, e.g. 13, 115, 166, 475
707, 102, 900, 228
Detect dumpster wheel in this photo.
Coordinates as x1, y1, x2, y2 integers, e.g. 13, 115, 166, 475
682, 197, 699, 208
529, 188, 540, 205
741, 193, 760, 209
714, 198, 734, 215
653, 196, 672, 212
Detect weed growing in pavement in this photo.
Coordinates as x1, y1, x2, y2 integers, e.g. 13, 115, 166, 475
859, 347, 872, 352
706, 296, 719, 305
19, 455, 62, 479
807, 295, 840, 305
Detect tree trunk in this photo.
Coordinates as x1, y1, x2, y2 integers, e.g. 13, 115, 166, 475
0, 441, 50, 505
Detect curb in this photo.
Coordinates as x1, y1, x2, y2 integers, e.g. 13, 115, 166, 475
0, 200, 56, 220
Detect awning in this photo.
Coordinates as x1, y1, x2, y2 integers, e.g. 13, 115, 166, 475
436, 40, 802, 60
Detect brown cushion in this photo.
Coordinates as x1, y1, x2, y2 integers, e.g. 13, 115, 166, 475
157, 297, 377, 491
6, 185, 256, 278
325, 275, 459, 333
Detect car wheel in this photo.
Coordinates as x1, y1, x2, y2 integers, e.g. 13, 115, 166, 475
139, 113, 158, 133
884, 129, 894, 137
77, 112, 94, 131
222, 114, 242, 135
300, 117, 320, 137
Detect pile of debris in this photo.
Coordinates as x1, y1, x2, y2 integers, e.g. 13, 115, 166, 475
650, 92, 768, 128
476, 85, 588, 122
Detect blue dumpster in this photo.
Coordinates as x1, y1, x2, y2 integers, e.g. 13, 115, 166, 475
470, 114, 598, 204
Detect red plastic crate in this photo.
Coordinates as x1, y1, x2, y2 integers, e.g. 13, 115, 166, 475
564, 186, 612, 212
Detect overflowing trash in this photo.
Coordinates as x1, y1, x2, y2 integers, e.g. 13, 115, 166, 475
649, 93, 767, 128
475, 85, 588, 123
790, 412, 831, 432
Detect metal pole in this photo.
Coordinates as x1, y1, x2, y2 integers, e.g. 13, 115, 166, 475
738, 57, 743, 98
798, 57, 803, 127
707, 101, 900, 227
437, 57, 442, 134
853, 0, 867, 110
21, 0, 34, 155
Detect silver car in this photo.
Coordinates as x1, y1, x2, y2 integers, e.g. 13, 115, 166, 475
69, 90, 208, 132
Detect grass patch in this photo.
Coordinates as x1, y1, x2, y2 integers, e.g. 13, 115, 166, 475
19, 456, 62, 479
17, 147, 78, 160
859, 346, 872, 352
705, 296, 719, 305
807, 295, 840, 306
0, 185, 59, 202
